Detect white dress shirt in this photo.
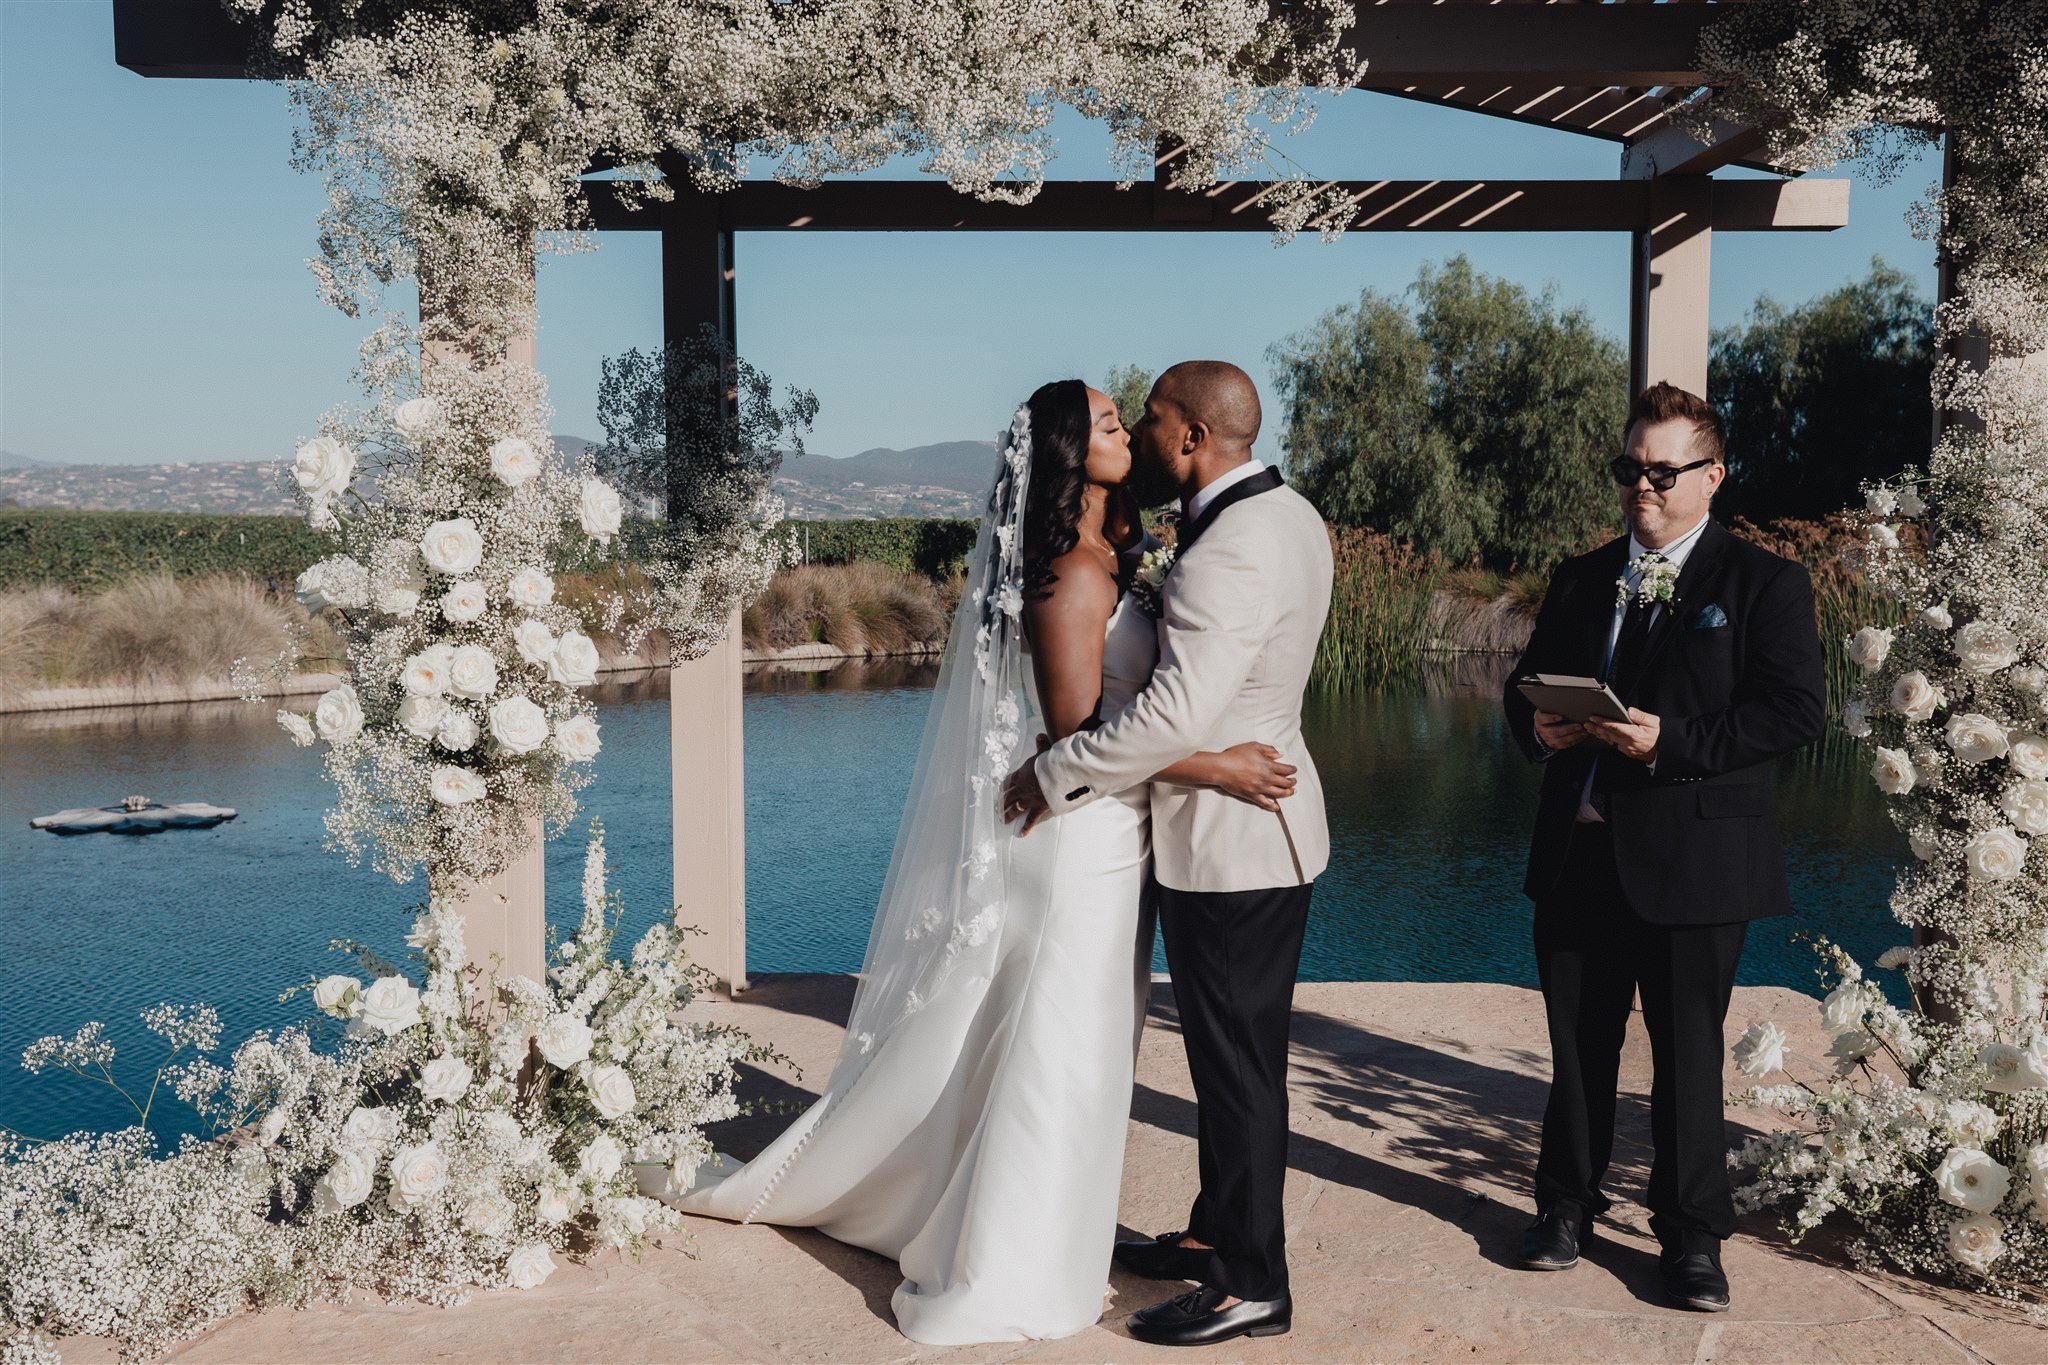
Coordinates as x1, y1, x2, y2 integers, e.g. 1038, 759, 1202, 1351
1574, 511, 1713, 821
1185, 457, 1267, 523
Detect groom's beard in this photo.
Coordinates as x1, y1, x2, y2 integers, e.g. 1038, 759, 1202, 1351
1126, 457, 1182, 513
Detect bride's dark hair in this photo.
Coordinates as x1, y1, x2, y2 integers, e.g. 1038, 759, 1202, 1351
1017, 378, 1094, 596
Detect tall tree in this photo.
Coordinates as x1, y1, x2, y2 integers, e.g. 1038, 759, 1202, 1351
1709, 259, 1934, 520
1102, 364, 1154, 430
1271, 256, 1625, 572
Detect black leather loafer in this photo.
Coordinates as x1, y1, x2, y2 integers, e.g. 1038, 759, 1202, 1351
1516, 1210, 1589, 1271
1127, 1285, 1292, 1347
1660, 1248, 1731, 1312
1112, 1229, 1209, 1282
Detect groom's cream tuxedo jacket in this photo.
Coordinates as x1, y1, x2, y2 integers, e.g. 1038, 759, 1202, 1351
1037, 470, 1334, 893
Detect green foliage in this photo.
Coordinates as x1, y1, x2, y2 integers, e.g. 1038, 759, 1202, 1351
776, 518, 979, 580
1102, 364, 1155, 429
1271, 256, 1626, 574
0, 511, 329, 591
1709, 259, 1934, 521
1310, 527, 1443, 690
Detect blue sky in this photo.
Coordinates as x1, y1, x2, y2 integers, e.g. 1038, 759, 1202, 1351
2, 3, 1943, 466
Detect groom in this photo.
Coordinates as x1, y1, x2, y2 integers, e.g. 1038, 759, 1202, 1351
1003, 361, 1333, 1347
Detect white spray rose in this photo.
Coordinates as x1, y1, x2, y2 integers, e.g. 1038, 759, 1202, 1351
578, 1133, 623, 1181
440, 580, 489, 624
1956, 621, 2021, 674
550, 631, 601, 687
536, 1182, 573, 1225
1732, 1021, 1787, 1078
376, 583, 422, 617
341, 1106, 399, 1148
419, 1055, 473, 1104
1871, 747, 1917, 796
579, 479, 623, 544
436, 707, 479, 752
393, 396, 441, 442
1946, 713, 2011, 764
489, 436, 542, 487
554, 714, 601, 762
386, 1140, 449, 1208
396, 695, 444, 740
1866, 487, 1898, 516
313, 685, 363, 744
1965, 827, 2028, 882
277, 710, 316, 747
2009, 734, 2048, 779
1898, 486, 1926, 517
513, 619, 556, 666
357, 976, 423, 1036
488, 696, 550, 754
2000, 779, 2048, 836
1847, 626, 1893, 672
314, 1148, 376, 1213
1935, 1148, 2012, 1213
401, 644, 454, 698
1979, 1042, 2048, 1094
292, 435, 356, 498
1949, 1100, 2002, 1147
1820, 982, 1866, 1037
1869, 523, 1899, 551
587, 1064, 637, 1119
535, 1014, 593, 1067
447, 644, 499, 701
506, 1243, 556, 1289
1828, 1029, 1878, 1071
1890, 671, 1942, 721
1948, 1213, 2005, 1273
507, 567, 554, 607
313, 974, 362, 1017
1921, 602, 1953, 632
421, 517, 485, 576
430, 764, 488, 807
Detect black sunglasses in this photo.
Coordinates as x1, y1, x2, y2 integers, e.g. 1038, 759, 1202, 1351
1609, 455, 1714, 491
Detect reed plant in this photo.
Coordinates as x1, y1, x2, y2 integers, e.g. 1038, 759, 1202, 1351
742, 562, 954, 655
1729, 513, 1911, 724
1310, 527, 1443, 691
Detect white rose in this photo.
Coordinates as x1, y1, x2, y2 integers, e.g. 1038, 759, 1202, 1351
313, 974, 361, 1017
507, 567, 555, 607
1890, 671, 1942, 722
357, 976, 423, 1036
1847, 626, 1893, 672
1949, 1213, 2005, 1272
554, 714, 601, 762
386, 1140, 449, 1208
393, 396, 441, 442
437, 708, 479, 752
1869, 522, 1900, 551
277, 710, 316, 747
1935, 1148, 2012, 1213
376, 583, 422, 617
313, 685, 363, 744
1732, 1021, 1787, 1078
419, 1055, 473, 1104
488, 696, 550, 754
489, 437, 542, 488
1921, 603, 1954, 632
397, 695, 446, 739
1965, 827, 2028, 882
2011, 665, 2048, 695
1840, 700, 1872, 738
535, 1014, 593, 1068
1909, 827, 1941, 860
1946, 713, 2010, 764
314, 1148, 375, 1213
464, 1189, 515, 1238
587, 1065, 637, 1119
341, 1106, 399, 1148
421, 517, 485, 576
1866, 487, 1898, 516
448, 644, 499, 701
430, 764, 488, 807
1979, 1042, 2048, 1094
1820, 982, 1866, 1037
549, 631, 601, 687
2009, 734, 2048, 780
2028, 1146, 2048, 1211
440, 580, 489, 624
1949, 1099, 2002, 1147
1898, 486, 1927, 517
579, 479, 623, 544
578, 1133, 623, 1181
1956, 621, 2021, 674
1871, 746, 1917, 796
505, 1243, 556, 1290
513, 619, 556, 666
1828, 1029, 1878, 1070
536, 1183, 573, 1225
293, 435, 356, 498
401, 645, 454, 698
258, 1107, 288, 1147
2000, 779, 2048, 836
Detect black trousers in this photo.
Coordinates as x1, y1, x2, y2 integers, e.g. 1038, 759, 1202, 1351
1157, 881, 1313, 1302
1533, 822, 1747, 1252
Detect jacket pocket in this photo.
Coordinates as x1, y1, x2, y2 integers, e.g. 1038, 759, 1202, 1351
1697, 785, 1770, 819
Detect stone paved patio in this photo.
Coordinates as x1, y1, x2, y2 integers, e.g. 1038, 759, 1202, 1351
74, 977, 2048, 1362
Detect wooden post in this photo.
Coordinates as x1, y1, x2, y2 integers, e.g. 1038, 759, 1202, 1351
1628, 175, 1713, 397
662, 190, 749, 993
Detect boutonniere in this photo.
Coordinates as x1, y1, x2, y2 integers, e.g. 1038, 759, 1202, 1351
1617, 550, 1679, 609
1131, 544, 1176, 619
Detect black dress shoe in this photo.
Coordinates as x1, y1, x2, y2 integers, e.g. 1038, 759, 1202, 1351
1112, 1229, 1209, 1281
1127, 1285, 1292, 1347
1516, 1210, 1590, 1271
1659, 1247, 1731, 1312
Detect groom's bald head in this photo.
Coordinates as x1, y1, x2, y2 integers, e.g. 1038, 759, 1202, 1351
1155, 361, 1262, 451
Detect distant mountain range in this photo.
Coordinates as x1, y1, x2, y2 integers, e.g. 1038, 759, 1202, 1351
0, 438, 996, 520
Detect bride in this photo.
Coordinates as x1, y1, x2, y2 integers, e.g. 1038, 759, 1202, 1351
674, 379, 1295, 1343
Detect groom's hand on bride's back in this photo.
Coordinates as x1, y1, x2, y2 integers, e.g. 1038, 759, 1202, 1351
1002, 754, 1053, 834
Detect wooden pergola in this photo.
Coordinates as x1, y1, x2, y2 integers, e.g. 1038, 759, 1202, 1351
113, 0, 1850, 995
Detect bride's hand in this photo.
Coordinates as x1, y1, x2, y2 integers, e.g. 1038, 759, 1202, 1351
1206, 742, 1297, 810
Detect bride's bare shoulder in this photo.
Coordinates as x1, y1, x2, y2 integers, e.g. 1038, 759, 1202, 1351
1024, 549, 1118, 635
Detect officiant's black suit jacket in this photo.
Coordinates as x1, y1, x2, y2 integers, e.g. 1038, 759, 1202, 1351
1503, 517, 1827, 925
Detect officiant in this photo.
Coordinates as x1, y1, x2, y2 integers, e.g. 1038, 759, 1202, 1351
1501, 382, 1826, 1313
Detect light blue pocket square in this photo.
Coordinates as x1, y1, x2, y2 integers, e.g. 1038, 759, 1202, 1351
1689, 603, 1729, 630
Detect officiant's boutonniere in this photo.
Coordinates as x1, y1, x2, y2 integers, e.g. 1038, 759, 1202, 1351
1132, 544, 1176, 619
1617, 550, 1679, 609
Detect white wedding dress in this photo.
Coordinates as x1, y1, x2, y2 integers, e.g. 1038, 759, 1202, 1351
676, 590, 1159, 1344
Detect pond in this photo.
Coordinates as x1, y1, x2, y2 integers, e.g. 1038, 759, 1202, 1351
1, 659, 1899, 1144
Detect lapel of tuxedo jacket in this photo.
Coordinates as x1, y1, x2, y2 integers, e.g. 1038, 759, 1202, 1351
1628, 517, 1731, 691
1173, 465, 1286, 559
1582, 537, 1630, 676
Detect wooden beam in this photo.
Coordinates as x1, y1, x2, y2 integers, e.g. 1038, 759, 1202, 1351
1346, 5, 1714, 89
1622, 116, 1773, 180
587, 178, 1849, 235
1630, 176, 1713, 397
111, 0, 270, 79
